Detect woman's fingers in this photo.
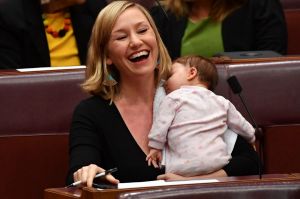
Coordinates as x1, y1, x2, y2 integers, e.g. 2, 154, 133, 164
86, 164, 102, 187
157, 173, 185, 181
74, 164, 122, 187
106, 174, 120, 184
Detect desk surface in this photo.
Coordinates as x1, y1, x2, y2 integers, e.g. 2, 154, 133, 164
44, 174, 300, 199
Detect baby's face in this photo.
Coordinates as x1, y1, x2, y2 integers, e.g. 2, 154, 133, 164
164, 63, 190, 94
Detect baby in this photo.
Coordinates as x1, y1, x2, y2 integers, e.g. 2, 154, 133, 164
147, 55, 255, 177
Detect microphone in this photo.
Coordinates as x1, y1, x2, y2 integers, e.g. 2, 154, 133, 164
227, 75, 263, 179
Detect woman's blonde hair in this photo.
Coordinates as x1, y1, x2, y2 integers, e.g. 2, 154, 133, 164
82, 0, 171, 100
162, 0, 247, 21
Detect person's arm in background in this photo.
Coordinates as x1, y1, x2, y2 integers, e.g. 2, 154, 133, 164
0, 2, 24, 69
222, 0, 287, 55
149, 5, 186, 60
253, 0, 288, 55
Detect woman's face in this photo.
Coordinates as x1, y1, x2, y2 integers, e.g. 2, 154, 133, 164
106, 7, 158, 80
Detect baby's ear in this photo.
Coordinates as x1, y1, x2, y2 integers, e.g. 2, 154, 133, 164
187, 67, 198, 80
106, 57, 113, 65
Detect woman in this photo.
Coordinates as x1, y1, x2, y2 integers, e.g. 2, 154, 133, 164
67, 1, 259, 187
151, 0, 287, 59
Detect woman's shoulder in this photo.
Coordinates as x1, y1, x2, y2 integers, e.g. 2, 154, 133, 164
74, 95, 111, 114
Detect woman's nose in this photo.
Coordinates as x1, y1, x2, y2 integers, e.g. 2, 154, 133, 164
129, 34, 142, 48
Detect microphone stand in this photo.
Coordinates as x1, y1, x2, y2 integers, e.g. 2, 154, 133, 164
237, 92, 263, 179
227, 76, 263, 179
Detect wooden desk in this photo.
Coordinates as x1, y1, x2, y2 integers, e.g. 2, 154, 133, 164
44, 174, 300, 199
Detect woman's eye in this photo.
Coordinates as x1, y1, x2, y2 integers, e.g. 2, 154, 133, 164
137, 28, 148, 34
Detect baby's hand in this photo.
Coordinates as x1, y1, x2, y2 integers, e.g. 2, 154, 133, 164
146, 149, 162, 168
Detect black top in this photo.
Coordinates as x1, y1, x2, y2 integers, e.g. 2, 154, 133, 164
150, 0, 287, 60
66, 96, 259, 184
0, 0, 107, 69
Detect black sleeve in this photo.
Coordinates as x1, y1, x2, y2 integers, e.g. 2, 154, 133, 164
223, 135, 260, 176
149, 5, 169, 44
223, 0, 287, 55
66, 99, 103, 185
0, 7, 23, 69
253, 0, 288, 54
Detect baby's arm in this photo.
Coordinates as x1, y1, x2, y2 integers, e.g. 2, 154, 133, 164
227, 101, 255, 143
146, 148, 162, 168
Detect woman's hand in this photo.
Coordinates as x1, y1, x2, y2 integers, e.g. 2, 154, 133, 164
73, 164, 119, 187
157, 169, 228, 181
157, 173, 187, 181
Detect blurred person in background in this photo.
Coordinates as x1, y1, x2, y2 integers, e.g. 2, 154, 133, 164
150, 0, 287, 59
0, 0, 107, 69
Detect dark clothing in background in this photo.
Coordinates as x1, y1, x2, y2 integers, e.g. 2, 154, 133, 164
0, 0, 107, 69
151, 0, 288, 60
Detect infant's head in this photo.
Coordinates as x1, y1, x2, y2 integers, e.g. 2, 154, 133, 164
164, 55, 218, 93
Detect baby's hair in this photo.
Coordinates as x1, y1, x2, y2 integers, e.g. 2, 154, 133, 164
173, 55, 218, 91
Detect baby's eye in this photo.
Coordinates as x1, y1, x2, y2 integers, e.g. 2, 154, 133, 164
116, 35, 127, 40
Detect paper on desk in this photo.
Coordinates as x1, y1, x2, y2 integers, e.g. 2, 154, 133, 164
117, 179, 218, 189
17, 65, 86, 72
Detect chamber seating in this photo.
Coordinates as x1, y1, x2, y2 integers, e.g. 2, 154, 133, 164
1, 57, 300, 199
0, 69, 87, 199
281, 0, 300, 55
214, 58, 300, 174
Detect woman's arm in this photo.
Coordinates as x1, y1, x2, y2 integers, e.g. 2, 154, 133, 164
157, 169, 228, 181
66, 99, 121, 187
252, 0, 288, 54
157, 135, 260, 181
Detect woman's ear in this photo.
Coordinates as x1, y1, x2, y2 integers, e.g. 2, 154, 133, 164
187, 67, 198, 81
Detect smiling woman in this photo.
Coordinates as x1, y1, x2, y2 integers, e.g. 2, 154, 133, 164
67, 0, 171, 187
81, 1, 171, 100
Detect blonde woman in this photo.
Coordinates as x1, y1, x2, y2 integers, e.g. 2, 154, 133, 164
151, 0, 287, 59
67, 0, 171, 187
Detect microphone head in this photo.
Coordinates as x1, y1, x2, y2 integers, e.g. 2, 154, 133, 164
227, 75, 242, 94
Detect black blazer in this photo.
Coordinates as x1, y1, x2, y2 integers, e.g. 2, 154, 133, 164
0, 0, 107, 69
151, 0, 288, 60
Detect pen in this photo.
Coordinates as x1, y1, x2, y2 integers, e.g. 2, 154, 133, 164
66, 167, 118, 187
